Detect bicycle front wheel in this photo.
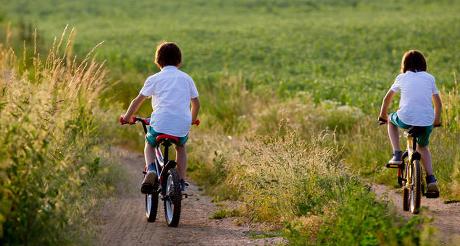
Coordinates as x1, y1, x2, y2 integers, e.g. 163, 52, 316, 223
409, 160, 421, 214
402, 160, 410, 211
145, 192, 159, 222
163, 168, 182, 227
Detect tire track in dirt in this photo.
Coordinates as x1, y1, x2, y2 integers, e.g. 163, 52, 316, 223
95, 148, 284, 246
372, 183, 460, 245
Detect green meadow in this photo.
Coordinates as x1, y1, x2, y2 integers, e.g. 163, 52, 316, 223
1, 0, 459, 245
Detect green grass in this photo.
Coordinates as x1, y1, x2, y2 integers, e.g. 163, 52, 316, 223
1, 0, 459, 110
211, 208, 241, 220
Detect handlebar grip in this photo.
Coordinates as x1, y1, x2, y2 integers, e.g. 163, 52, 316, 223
378, 117, 388, 125
120, 115, 136, 125
119, 116, 129, 125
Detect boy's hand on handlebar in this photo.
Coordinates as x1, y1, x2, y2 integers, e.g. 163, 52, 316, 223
378, 116, 388, 125
192, 119, 200, 126
433, 119, 442, 127
119, 115, 136, 125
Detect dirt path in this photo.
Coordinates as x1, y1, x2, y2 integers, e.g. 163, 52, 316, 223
95, 148, 284, 246
372, 184, 460, 245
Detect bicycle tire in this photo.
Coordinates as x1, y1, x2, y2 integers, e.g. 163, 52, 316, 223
403, 187, 410, 211
163, 168, 182, 227
403, 160, 410, 211
145, 193, 159, 222
410, 160, 421, 214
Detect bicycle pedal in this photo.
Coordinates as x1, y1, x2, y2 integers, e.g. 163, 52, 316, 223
182, 193, 192, 198
386, 163, 401, 168
398, 177, 407, 183
425, 192, 439, 199
141, 183, 155, 194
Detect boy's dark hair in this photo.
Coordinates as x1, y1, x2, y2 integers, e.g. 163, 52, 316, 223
401, 50, 427, 73
155, 42, 182, 68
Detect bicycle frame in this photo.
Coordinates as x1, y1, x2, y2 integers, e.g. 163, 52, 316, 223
137, 118, 177, 196
405, 133, 421, 162
121, 115, 198, 226
402, 127, 427, 213
154, 140, 177, 196
134, 117, 183, 226
403, 133, 422, 191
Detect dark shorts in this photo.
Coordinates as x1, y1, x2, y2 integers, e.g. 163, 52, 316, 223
389, 112, 433, 147
145, 126, 188, 146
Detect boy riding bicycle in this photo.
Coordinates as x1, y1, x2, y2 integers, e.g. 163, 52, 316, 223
379, 50, 442, 196
120, 42, 200, 192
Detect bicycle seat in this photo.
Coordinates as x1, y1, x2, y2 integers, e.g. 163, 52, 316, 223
156, 134, 179, 145
406, 126, 424, 137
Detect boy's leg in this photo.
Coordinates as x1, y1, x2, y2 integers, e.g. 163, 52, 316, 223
175, 144, 187, 179
144, 141, 155, 168
417, 145, 433, 176
388, 122, 403, 164
416, 127, 438, 196
419, 145, 439, 195
176, 144, 189, 191
141, 141, 157, 194
388, 122, 401, 151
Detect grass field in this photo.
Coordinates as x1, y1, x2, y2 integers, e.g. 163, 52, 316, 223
1, 0, 459, 245
2, 0, 459, 108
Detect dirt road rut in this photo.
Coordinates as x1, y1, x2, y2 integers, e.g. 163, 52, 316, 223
96, 148, 282, 246
372, 184, 460, 245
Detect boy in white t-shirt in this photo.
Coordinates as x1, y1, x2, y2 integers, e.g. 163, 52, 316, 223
121, 42, 200, 192
379, 50, 442, 196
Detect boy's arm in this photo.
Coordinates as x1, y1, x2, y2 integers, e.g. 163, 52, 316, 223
122, 94, 147, 122
191, 97, 200, 123
378, 89, 396, 121
432, 94, 442, 126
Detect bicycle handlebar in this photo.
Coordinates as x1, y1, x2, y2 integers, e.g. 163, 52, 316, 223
133, 117, 150, 125
120, 115, 200, 127
119, 116, 135, 125
378, 117, 442, 128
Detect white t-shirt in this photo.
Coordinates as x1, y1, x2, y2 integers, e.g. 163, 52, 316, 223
140, 66, 199, 137
390, 71, 439, 126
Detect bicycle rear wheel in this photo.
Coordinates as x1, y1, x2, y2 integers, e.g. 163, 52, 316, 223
409, 160, 421, 214
145, 192, 159, 222
163, 168, 182, 227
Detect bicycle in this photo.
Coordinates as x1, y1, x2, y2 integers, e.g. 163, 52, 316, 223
121, 116, 199, 227
379, 117, 439, 214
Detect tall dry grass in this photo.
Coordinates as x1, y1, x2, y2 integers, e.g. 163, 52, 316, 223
189, 129, 434, 245
0, 27, 115, 245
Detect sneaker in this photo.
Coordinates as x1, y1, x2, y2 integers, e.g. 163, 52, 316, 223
388, 151, 403, 165
141, 164, 157, 194
180, 179, 189, 192
426, 175, 440, 198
